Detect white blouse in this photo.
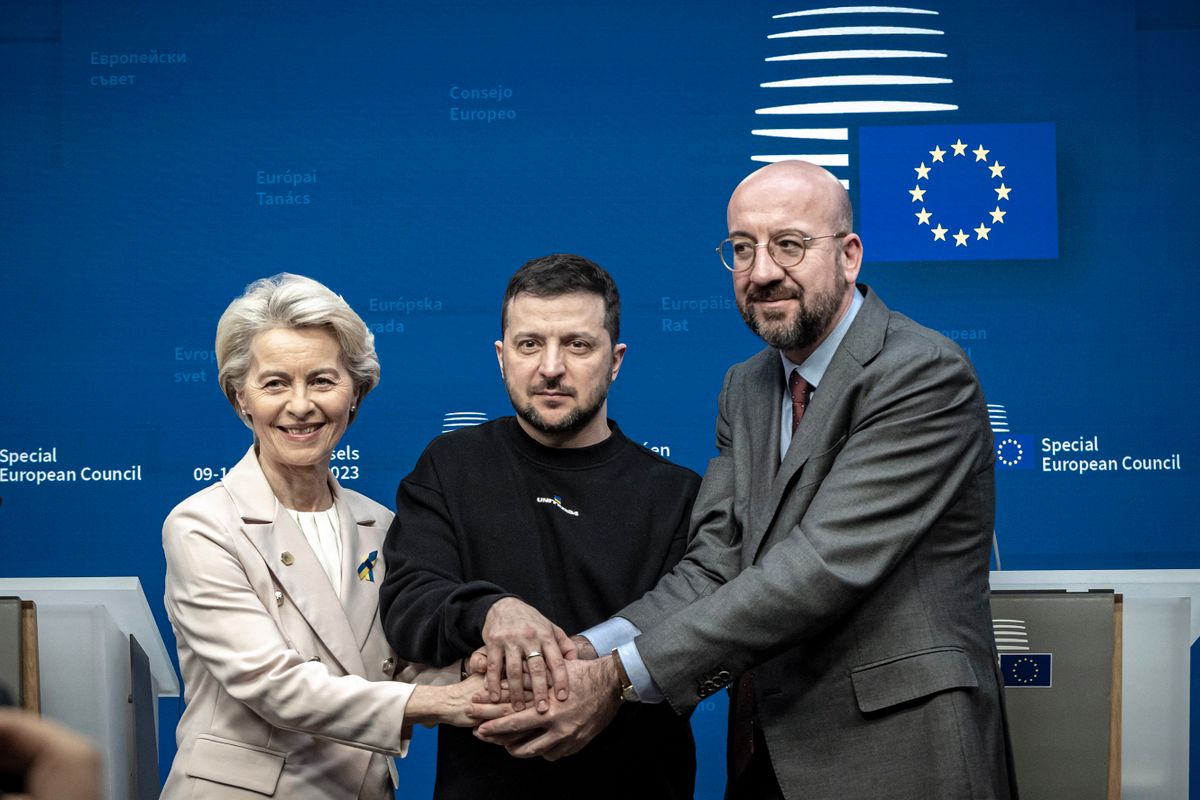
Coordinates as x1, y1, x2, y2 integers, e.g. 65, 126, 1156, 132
286, 505, 343, 597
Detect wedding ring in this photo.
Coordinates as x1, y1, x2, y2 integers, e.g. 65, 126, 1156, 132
525, 651, 543, 660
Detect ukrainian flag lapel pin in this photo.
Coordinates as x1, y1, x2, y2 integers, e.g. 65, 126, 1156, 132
357, 550, 378, 582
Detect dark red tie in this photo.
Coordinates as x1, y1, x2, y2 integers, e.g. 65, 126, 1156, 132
729, 370, 813, 781
789, 369, 811, 433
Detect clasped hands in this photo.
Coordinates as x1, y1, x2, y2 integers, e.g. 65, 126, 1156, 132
466, 598, 622, 760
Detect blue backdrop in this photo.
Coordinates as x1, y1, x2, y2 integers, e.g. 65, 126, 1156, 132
2, 0, 1198, 795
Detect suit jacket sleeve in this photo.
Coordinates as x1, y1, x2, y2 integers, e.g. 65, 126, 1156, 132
163, 501, 416, 755
634, 338, 992, 713
618, 365, 745, 633
378, 448, 515, 666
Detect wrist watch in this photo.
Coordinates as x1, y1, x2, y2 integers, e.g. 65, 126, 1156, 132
610, 648, 638, 702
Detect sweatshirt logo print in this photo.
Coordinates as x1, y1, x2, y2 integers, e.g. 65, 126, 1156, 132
536, 495, 580, 517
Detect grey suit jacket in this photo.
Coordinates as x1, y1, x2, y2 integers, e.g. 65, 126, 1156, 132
162, 447, 435, 800
621, 286, 1015, 800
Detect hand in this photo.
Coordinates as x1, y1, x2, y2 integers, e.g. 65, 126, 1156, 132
0, 708, 101, 800
571, 634, 598, 660
468, 636, 596, 700
466, 646, 488, 677
466, 647, 539, 700
482, 598, 576, 712
405, 674, 530, 728
473, 657, 622, 760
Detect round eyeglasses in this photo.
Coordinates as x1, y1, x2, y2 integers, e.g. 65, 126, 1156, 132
716, 232, 847, 272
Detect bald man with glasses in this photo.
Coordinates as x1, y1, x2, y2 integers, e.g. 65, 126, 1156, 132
476, 161, 1018, 800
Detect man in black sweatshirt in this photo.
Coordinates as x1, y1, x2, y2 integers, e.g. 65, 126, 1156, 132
379, 254, 701, 799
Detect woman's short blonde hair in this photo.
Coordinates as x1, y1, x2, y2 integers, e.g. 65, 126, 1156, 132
216, 274, 379, 428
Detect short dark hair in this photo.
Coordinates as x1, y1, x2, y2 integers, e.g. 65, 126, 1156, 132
500, 254, 620, 343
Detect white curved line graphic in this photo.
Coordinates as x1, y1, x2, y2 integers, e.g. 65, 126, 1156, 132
774, 6, 938, 17
751, 128, 850, 139
769, 25, 943, 38
755, 100, 957, 114
767, 49, 946, 60
750, 154, 849, 165
762, 74, 950, 87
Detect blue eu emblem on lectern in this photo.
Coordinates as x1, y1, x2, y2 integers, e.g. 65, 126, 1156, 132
1000, 653, 1052, 687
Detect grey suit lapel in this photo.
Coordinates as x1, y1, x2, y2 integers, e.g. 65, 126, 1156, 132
750, 286, 890, 560
743, 352, 784, 544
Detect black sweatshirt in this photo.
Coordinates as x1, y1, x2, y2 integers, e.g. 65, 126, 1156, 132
380, 417, 701, 799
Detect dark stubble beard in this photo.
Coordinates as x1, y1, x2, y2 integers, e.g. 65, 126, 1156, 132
510, 375, 611, 438
738, 268, 847, 353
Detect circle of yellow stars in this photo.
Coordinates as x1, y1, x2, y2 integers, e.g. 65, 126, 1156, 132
995, 437, 1024, 467
1009, 656, 1042, 685
908, 137, 1010, 247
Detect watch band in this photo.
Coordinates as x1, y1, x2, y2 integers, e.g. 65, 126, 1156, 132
611, 648, 638, 702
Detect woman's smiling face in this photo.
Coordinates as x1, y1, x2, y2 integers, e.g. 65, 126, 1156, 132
236, 326, 355, 474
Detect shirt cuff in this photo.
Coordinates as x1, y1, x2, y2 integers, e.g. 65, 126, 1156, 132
579, 616, 640, 654
616, 640, 664, 703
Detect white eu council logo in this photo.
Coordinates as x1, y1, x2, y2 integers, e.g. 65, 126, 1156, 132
988, 403, 1030, 469
993, 618, 1053, 688
442, 411, 488, 434
987, 403, 1009, 434
751, 5, 956, 186
992, 618, 1029, 652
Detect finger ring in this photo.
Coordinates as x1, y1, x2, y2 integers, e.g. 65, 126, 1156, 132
525, 651, 543, 660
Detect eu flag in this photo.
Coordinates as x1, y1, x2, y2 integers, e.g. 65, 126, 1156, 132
1000, 653, 1053, 687
994, 435, 1036, 471
858, 123, 1058, 262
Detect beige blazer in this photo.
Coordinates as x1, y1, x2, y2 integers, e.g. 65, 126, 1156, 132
162, 447, 427, 800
